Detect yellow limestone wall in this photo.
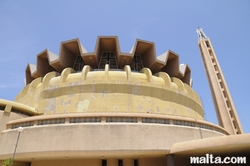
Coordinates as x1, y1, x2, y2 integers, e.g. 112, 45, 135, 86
15, 65, 204, 120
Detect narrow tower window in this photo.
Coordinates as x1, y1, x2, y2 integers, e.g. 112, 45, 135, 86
217, 73, 221, 80
222, 90, 227, 98
214, 65, 218, 71
226, 100, 231, 108
205, 41, 210, 48
219, 81, 224, 89
229, 110, 233, 118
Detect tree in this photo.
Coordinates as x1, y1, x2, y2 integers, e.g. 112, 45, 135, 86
1, 158, 12, 166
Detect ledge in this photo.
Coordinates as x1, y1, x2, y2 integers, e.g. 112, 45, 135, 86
0, 99, 38, 115
6, 113, 229, 135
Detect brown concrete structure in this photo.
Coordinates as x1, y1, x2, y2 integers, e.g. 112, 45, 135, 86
0, 35, 249, 166
197, 27, 243, 135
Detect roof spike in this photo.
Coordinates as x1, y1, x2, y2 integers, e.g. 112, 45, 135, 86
196, 26, 207, 39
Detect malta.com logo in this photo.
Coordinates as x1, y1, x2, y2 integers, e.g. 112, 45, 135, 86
190, 154, 246, 164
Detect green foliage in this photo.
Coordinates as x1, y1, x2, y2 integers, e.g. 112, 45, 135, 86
1, 158, 12, 166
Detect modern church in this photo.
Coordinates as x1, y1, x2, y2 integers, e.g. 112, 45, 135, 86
0, 28, 249, 166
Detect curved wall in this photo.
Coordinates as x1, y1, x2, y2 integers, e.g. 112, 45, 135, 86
0, 111, 28, 140
15, 66, 204, 120
0, 123, 225, 161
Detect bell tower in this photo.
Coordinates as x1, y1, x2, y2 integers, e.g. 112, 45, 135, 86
197, 27, 243, 134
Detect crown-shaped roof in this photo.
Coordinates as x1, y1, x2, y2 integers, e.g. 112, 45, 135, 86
25, 36, 192, 86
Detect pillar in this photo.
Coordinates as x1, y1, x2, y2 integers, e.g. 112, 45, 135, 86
167, 154, 176, 166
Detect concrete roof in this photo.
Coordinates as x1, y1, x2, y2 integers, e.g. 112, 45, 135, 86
25, 37, 192, 86
170, 134, 250, 156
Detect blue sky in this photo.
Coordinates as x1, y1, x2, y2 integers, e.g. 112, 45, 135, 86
0, 1, 249, 133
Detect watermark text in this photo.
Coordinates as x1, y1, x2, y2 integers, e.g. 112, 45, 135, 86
190, 154, 246, 164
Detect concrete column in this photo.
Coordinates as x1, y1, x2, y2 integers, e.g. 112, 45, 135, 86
137, 117, 142, 123
167, 154, 176, 166
123, 158, 133, 166
65, 117, 70, 124
169, 119, 174, 125
107, 159, 118, 166
102, 117, 106, 123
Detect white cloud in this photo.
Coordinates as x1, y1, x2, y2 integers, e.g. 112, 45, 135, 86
0, 83, 23, 89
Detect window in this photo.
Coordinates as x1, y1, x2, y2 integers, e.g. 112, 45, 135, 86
232, 120, 237, 129
217, 73, 221, 80
211, 57, 215, 63
142, 118, 169, 124
214, 65, 218, 71
205, 41, 210, 48
118, 160, 123, 166
219, 81, 224, 89
37, 118, 65, 125
229, 110, 233, 118
134, 159, 139, 166
12, 121, 34, 129
198, 123, 213, 130
130, 54, 143, 71
70, 117, 101, 123
209, 50, 213, 57
102, 160, 107, 166
0, 106, 6, 111
98, 51, 118, 69
73, 55, 85, 72
106, 117, 137, 123
222, 90, 227, 98
226, 100, 231, 109
11, 108, 32, 116
173, 120, 195, 127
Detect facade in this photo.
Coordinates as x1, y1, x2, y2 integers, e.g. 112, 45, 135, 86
0, 35, 249, 166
